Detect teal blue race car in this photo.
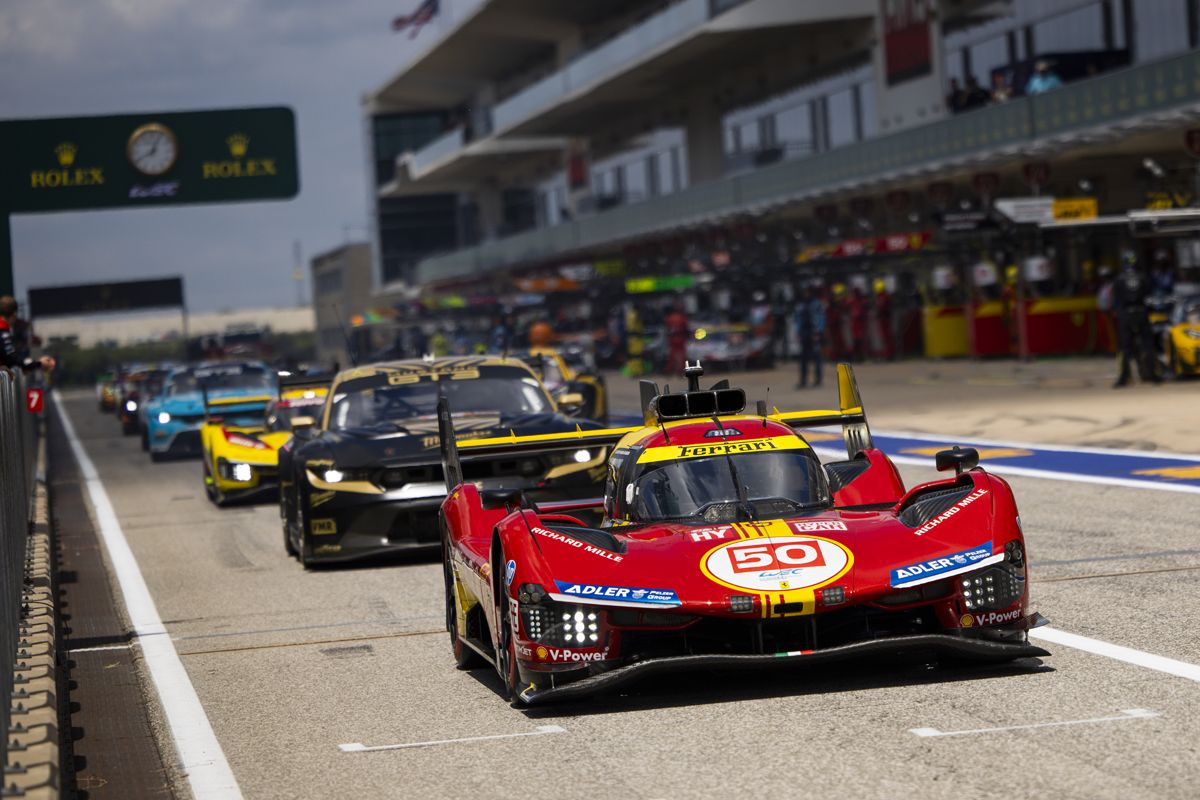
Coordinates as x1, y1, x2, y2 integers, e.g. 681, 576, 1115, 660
144, 362, 276, 461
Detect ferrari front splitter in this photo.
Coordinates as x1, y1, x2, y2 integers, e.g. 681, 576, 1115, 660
516, 633, 1050, 705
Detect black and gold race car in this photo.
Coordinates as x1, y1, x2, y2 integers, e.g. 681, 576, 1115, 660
278, 356, 608, 566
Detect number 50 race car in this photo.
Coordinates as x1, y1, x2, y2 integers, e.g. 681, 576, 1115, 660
438, 363, 1049, 705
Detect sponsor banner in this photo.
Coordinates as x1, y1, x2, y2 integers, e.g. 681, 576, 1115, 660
961, 607, 1022, 627
689, 525, 733, 543
532, 527, 624, 563
789, 520, 847, 533
891, 541, 993, 587
638, 435, 808, 464
534, 645, 611, 663
554, 581, 679, 606
702, 536, 852, 592
913, 488, 988, 535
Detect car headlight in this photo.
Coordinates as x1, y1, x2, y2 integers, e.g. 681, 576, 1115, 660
218, 460, 255, 482
518, 594, 602, 647
157, 411, 171, 424
306, 467, 374, 488
960, 542, 1024, 611
572, 449, 591, 464
1184, 329, 1200, 340
125, 400, 138, 412
232, 463, 253, 482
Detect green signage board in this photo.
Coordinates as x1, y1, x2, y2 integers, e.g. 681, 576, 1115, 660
625, 274, 696, 294
0, 105, 299, 296
0, 106, 298, 213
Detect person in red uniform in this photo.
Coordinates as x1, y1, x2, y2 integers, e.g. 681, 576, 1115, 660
847, 287, 868, 362
872, 280, 894, 360
665, 303, 690, 375
0, 296, 54, 372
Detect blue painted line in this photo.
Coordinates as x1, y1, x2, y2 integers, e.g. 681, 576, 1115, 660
610, 411, 1200, 492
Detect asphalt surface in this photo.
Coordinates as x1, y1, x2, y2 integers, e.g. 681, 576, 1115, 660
55, 387, 1200, 799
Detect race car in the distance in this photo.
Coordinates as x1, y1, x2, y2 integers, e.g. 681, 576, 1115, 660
524, 347, 608, 422
115, 364, 172, 436
200, 372, 331, 505
143, 362, 275, 461
438, 362, 1049, 705
278, 356, 608, 566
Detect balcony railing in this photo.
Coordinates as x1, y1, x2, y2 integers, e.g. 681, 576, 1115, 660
492, 0, 711, 134
408, 126, 467, 178
417, 47, 1200, 284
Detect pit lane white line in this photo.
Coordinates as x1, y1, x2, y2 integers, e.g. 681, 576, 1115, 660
1029, 626, 1200, 683
810, 447, 1200, 495
55, 392, 244, 800
909, 708, 1159, 738
339, 724, 567, 753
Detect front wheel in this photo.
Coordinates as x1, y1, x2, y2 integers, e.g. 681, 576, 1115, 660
494, 547, 523, 704
442, 524, 484, 670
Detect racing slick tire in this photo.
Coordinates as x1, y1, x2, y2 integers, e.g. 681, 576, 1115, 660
1169, 342, 1182, 378
441, 521, 484, 670
494, 544, 524, 705
282, 496, 298, 558
149, 450, 167, 463
140, 428, 149, 452
203, 461, 230, 508
295, 493, 316, 569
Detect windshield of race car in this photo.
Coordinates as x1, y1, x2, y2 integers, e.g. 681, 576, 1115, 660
329, 369, 553, 431
168, 365, 271, 394
267, 396, 327, 432
627, 450, 828, 523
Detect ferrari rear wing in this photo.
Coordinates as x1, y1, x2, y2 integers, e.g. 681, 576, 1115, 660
769, 363, 874, 459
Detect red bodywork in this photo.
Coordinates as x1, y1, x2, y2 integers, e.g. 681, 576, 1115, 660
441, 413, 1046, 704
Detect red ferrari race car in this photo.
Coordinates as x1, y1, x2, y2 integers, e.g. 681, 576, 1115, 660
437, 363, 1049, 705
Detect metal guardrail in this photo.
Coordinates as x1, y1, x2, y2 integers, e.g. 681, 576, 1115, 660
1, 368, 37, 749
416, 47, 1200, 284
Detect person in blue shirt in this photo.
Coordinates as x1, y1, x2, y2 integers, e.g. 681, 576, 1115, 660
793, 285, 825, 389
1025, 60, 1063, 95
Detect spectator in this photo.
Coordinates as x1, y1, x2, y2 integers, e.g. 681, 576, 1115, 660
946, 78, 966, 113
1150, 250, 1175, 296
664, 303, 689, 375
793, 286, 824, 389
964, 75, 989, 109
0, 296, 55, 372
991, 71, 1013, 103
488, 314, 511, 353
1025, 60, 1063, 95
528, 318, 555, 348
1112, 253, 1159, 387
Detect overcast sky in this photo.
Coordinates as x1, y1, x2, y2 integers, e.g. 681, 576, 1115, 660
1, 0, 421, 312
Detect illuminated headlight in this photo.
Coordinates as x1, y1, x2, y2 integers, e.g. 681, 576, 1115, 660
519, 597, 602, 647
561, 608, 600, 644
125, 400, 138, 412
960, 565, 1023, 611
157, 411, 171, 424
323, 469, 345, 483
573, 449, 591, 464
232, 463, 253, 482
1184, 329, 1200, 340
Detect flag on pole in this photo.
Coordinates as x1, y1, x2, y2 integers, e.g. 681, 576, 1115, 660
392, 0, 439, 39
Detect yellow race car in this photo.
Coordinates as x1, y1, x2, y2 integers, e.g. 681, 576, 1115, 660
1165, 294, 1200, 378
201, 374, 331, 506
526, 346, 608, 422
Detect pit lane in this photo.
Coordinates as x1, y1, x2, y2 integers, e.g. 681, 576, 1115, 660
52, 388, 1200, 799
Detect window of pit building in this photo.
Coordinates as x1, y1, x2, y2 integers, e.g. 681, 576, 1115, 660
315, 268, 342, 297
1131, 0, 1190, 60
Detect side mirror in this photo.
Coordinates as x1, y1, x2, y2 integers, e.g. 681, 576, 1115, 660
291, 415, 316, 437
935, 446, 979, 475
557, 392, 585, 414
